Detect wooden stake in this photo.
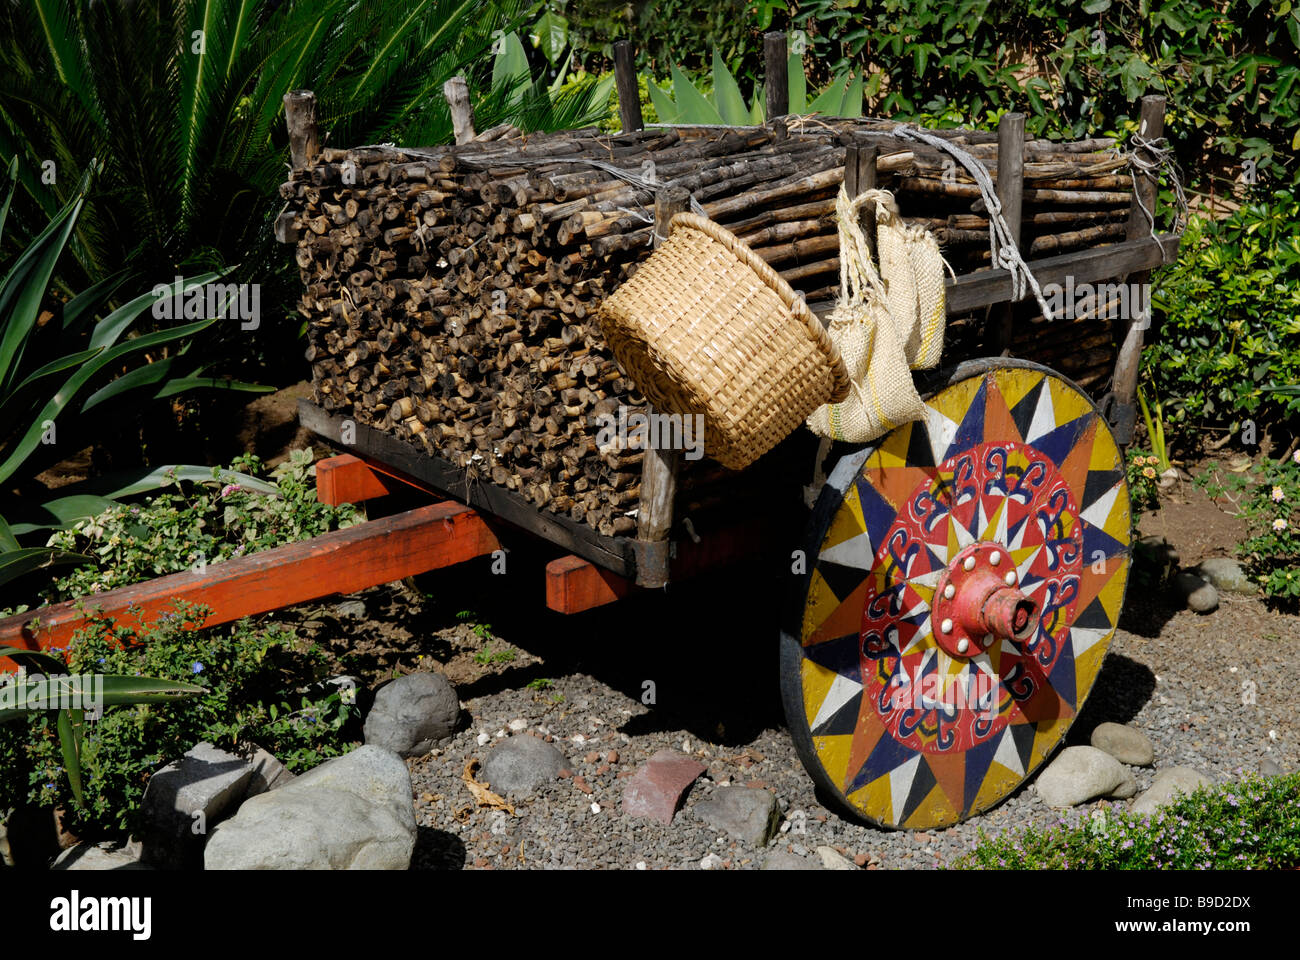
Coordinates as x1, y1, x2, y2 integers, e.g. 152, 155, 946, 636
443, 76, 477, 144
614, 41, 643, 133
283, 90, 320, 172
765, 31, 789, 120
1110, 94, 1166, 442
636, 186, 689, 588
987, 112, 1024, 354
845, 138, 879, 263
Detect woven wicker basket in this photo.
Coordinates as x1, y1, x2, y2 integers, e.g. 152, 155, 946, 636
596, 213, 850, 471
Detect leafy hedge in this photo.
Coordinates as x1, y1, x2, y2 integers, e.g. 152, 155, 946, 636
956, 772, 1300, 869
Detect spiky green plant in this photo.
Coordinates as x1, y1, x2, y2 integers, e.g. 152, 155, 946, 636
647, 50, 862, 125
1, 646, 205, 809
0, 1, 608, 296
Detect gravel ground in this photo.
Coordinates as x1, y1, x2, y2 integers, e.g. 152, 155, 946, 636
386, 553, 1300, 871
285, 469, 1300, 871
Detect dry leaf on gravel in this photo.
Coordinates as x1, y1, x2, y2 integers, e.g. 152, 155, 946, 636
461, 759, 514, 814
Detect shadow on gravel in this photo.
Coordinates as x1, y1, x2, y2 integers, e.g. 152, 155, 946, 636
404, 538, 793, 747
411, 826, 465, 870
1065, 652, 1158, 744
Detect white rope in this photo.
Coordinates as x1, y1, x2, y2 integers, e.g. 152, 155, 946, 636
886, 123, 1056, 320
1126, 131, 1189, 263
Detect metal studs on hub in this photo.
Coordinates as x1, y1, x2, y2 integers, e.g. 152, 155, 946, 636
956, 638, 970, 654
989, 551, 1002, 566
940, 618, 954, 634
1004, 571, 1017, 586
943, 584, 956, 600
963, 556, 976, 571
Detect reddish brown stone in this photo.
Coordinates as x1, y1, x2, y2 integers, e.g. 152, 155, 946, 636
584, 751, 601, 764
621, 749, 707, 825
606, 750, 619, 764
573, 776, 592, 794
596, 764, 611, 776
558, 768, 572, 779
854, 852, 868, 867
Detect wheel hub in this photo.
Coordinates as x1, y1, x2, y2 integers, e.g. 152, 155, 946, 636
932, 542, 1038, 659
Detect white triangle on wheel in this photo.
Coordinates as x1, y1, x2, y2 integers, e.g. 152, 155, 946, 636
1024, 384, 1057, 444
820, 531, 875, 569
1079, 482, 1123, 531
992, 727, 1025, 776
1070, 624, 1111, 657
811, 672, 863, 730
925, 405, 961, 465
890, 753, 923, 824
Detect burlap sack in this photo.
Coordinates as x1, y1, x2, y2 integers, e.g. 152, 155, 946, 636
806, 187, 947, 443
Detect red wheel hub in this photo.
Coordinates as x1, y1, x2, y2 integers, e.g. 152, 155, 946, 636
932, 542, 1038, 659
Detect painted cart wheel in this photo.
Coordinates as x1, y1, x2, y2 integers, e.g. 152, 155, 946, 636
780, 359, 1132, 829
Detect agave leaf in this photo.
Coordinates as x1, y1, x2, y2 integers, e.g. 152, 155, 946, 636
56, 707, 85, 806
60, 268, 128, 335
0, 155, 16, 241
0, 318, 215, 487
59, 463, 279, 500
711, 49, 750, 125
647, 78, 678, 124
0, 646, 68, 671
0, 546, 91, 587
840, 70, 864, 118
78, 354, 176, 413
670, 63, 723, 124
788, 52, 807, 114
0, 514, 17, 551
749, 84, 766, 124
0, 674, 208, 722
492, 30, 532, 101
153, 374, 273, 399
807, 70, 854, 116
5, 494, 121, 535
0, 184, 87, 391
89, 271, 222, 351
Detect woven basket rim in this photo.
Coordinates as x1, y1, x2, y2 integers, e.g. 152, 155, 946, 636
667, 212, 851, 405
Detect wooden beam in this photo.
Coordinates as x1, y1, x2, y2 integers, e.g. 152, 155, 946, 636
545, 556, 631, 614
316, 454, 400, 505
844, 138, 879, 264
987, 111, 1024, 353
764, 32, 788, 120
443, 76, 476, 144
1110, 94, 1167, 438
0, 503, 500, 661
283, 90, 320, 172
613, 41, 643, 134
635, 187, 690, 588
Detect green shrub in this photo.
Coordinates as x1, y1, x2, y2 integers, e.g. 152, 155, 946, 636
0, 604, 358, 838
28, 449, 358, 609
1199, 454, 1300, 604
955, 773, 1300, 869
1146, 191, 1300, 436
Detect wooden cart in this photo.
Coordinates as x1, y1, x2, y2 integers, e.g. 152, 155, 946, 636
0, 39, 1181, 830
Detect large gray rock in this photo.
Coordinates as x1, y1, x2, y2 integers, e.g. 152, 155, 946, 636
480, 735, 569, 797
242, 744, 295, 798
1034, 746, 1127, 807
1195, 557, 1254, 595
1090, 722, 1155, 766
1110, 769, 1139, 799
815, 846, 856, 870
1131, 767, 1212, 816
52, 842, 149, 871
694, 788, 780, 846
140, 741, 253, 868
1174, 571, 1218, 613
1259, 758, 1285, 777
204, 746, 416, 870
363, 672, 460, 757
